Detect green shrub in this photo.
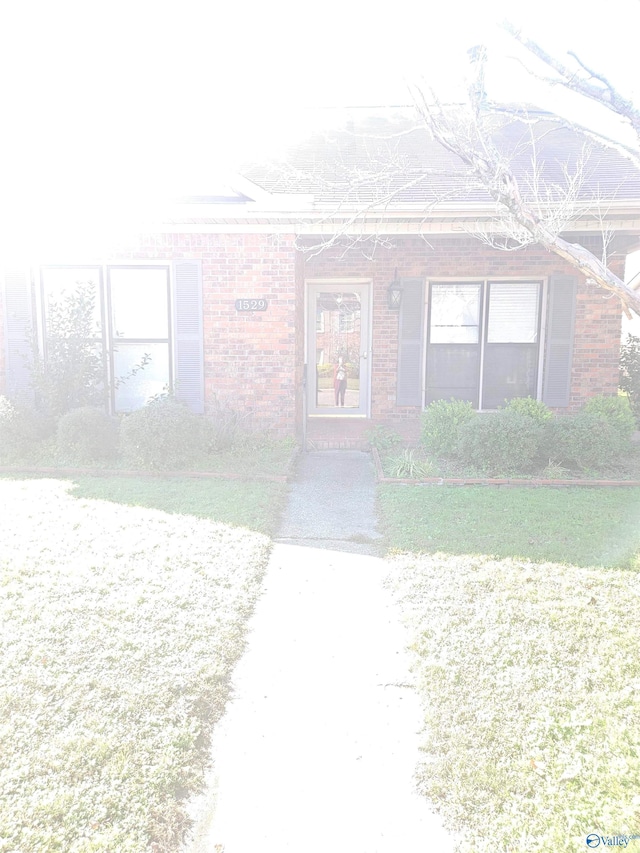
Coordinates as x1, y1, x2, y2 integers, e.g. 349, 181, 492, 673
422, 399, 476, 457
620, 335, 640, 424
0, 395, 16, 427
504, 396, 553, 423
0, 396, 54, 459
0, 396, 18, 459
583, 395, 635, 441
458, 410, 543, 476
28, 281, 107, 417
56, 407, 118, 463
366, 424, 403, 454
545, 412, 625, 471
120, 397, 207, 470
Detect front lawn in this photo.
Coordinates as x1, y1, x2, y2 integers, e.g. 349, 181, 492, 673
0, 476, 279, 852
379, 485, 640, 851
67, 474, 288, 536
378, 484, 640, 567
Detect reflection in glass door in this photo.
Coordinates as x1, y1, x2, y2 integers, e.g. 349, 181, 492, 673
307, 283, 371, 416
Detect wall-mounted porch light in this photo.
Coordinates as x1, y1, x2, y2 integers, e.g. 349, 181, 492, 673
388, 270, 403, 310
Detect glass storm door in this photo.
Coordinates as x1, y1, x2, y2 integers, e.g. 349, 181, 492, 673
307, 283, 371, 416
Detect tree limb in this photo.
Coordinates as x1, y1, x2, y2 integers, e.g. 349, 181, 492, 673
503, 21, 640, 148
411, 91, 640, 318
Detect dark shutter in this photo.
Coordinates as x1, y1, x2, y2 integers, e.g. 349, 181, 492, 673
542, 275, 577, 407
2, 269, 34, 400
396, 278, 425, 406
172, 260, 204, 413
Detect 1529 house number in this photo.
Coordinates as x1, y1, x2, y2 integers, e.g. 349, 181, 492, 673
235, 298, 268, 311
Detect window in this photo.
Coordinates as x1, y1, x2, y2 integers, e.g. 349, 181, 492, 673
108, 266, 172, 411
338, 309, 356, 333
37, 262, 203, 413
426, 280, 542, 409
483, 282, 541, 409
430, 283, 480, 343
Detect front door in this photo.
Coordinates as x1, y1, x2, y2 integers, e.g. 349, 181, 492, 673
306, 282, 371, 416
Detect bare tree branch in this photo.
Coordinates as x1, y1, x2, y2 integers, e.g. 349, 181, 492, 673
410, 77, 640, 318
503, 21, 640, 152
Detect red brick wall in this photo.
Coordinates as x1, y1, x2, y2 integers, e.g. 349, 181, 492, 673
303, 236, 623, 434
112, 232, 299, 436
1, 233, 625, 445
569, 269, 624, 409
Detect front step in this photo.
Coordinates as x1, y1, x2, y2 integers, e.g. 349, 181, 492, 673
304, 417, 421, 450
305, 417, 371, 450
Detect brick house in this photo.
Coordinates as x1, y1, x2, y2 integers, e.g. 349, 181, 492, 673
1, 111, 640, 448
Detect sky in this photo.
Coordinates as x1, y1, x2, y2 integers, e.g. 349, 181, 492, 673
0, 0, 638, 256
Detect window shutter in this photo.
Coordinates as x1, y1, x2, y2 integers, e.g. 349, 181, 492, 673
542, 275, 577, 408
396, 278, 425, 406
172, 260, 204, 413
2, 269, 34, 400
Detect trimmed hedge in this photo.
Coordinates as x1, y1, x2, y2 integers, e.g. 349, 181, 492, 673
458, 410, 543, 476
504, 396, 553, 423
583, 395, 635, 441
545, 413, 626, 471
0, 396, 54, 459
422, 399, 476, 458
56, 407, 118, 463
120, 397, 207, 470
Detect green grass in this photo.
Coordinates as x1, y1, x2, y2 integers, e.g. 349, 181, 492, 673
0, 476, 278, 852
191, 441, 295, 476
378, 485, 640, 850
378, 484, 640, 567
387, 555, 640, 852
68, 475, 289, 535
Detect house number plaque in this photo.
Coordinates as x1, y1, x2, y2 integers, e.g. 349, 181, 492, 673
235, 298, 268, 311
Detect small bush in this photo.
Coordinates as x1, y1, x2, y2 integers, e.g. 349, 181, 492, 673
386, 448, 438, 479
458, 410, 543, 476
0, 397, 54, 459
120, 397, 207, 470
28, 280, 107, 417
620, 335, 640, 424
366, 425, 403, 455
422, 399, 476, 457
0, 396, 16, 426
504, 396, 553, 423
545, 412, 624, 471
0, 397, 18, 458
56, 407, 118, 463
583, 395, 635, 441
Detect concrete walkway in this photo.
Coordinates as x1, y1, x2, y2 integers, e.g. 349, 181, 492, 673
186, 452, 454, 853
